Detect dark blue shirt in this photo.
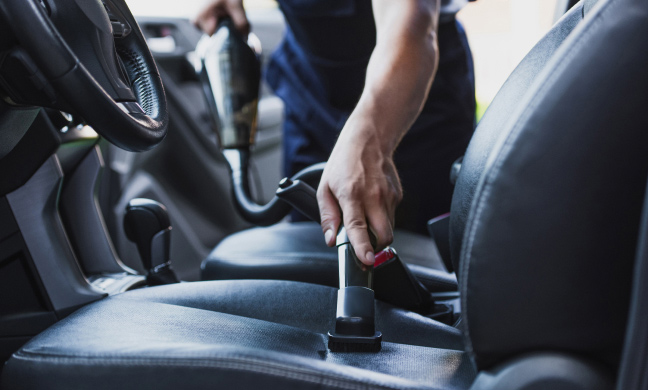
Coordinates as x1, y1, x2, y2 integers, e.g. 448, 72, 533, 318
266, 0, 470, 145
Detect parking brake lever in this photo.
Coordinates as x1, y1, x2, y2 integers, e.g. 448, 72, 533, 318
124, 198, 179, 286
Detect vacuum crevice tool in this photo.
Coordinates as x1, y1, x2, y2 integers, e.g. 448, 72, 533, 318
328, 227, 382, 352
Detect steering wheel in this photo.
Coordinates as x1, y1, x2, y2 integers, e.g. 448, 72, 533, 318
0, 0, 168, 151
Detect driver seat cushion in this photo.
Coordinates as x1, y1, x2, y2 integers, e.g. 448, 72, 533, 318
1, 280, 475, 390
202, 222, 459, 292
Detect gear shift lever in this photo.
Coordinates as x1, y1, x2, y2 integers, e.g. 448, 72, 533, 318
124, 198, 179, 286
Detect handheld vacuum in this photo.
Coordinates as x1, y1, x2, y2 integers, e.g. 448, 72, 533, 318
195, 19, 382, 353
194, 18, 323, 225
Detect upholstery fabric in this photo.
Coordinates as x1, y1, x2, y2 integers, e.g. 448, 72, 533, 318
457, 0, 648, 370
1, 281, 474, 390
203, 222, 458, 292
449, 2, 585, 272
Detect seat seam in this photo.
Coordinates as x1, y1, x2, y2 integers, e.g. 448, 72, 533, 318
104, 297, 333, 337
208, 259, 457, 288
459, 0, 614, 359
210, 254, 337, 261
11, 352, 424, 390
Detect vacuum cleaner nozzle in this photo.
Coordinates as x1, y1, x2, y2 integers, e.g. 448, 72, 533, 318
328, 228, 382, 352
327, 286, 382, 352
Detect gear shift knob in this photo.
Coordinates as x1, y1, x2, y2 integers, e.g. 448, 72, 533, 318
124, 198, 179, 285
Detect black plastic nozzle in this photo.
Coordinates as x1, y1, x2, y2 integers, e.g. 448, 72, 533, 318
276, 177, 321, 223
328, 227, 382, 352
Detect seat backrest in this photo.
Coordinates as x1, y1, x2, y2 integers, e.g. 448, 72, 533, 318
616, 176, 648, 390
449, 2, 585, 268
452, 0, 648, 372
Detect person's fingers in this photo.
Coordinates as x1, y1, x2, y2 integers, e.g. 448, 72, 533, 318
227, 5, 251, 36
193, 1, 248, 36
340, 200, 374, 266
365, 203, 393, 250
317, 185, 341, 247
193, 11, 218, 35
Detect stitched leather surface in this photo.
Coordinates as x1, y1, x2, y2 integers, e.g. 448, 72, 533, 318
118, 47, 156, 117
203, 222, 458, 292
113, 8, 166, 127
458, 0, 648, 370
1, 281, 474, 390
449, 3, 585, 273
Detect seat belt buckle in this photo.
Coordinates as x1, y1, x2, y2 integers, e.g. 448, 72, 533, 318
374, 248, 456, 325
373, 248, 434, 314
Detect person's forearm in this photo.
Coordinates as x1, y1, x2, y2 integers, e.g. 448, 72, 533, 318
349, 0, 440, 155
317, 0, 440, 263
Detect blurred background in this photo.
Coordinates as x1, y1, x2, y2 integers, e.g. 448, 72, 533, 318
458, 0, 559, 119
126, 0, 563, 121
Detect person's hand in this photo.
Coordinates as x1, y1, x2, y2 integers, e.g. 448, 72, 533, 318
317, 113, 403, 266
194, 0, 249, 36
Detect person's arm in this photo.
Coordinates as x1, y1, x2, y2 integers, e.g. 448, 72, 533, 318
317, 0, 440, 265
194, 0, 249, 36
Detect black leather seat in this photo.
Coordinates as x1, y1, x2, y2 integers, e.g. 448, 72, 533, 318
203, 222, 459, 292
1, 281, 474, 389
4, 0, 647, 388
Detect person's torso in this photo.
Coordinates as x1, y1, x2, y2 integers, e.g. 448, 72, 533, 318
268, 0, 470, 125
278, 0, 468, 65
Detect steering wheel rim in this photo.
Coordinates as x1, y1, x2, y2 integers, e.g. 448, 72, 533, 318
0, 0, 168, 152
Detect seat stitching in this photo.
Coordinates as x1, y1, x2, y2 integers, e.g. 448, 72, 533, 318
458, 0, 614, 358
208, 259, 457, 289
211, 254, 337, 261
11, 352, 425, 390
102, 298, 329, 335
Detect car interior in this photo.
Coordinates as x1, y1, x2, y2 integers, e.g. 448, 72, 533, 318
0, 0, 647, 388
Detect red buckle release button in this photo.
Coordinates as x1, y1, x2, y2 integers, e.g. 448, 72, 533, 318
374, 248, 395, 268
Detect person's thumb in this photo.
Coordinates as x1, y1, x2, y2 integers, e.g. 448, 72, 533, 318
317, 186, 341, 247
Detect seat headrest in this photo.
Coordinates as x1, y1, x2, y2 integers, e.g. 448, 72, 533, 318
453, 0, 648, 370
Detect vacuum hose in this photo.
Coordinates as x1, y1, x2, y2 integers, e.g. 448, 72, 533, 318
195, 18, 326, 225
223, 149, 324, 225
